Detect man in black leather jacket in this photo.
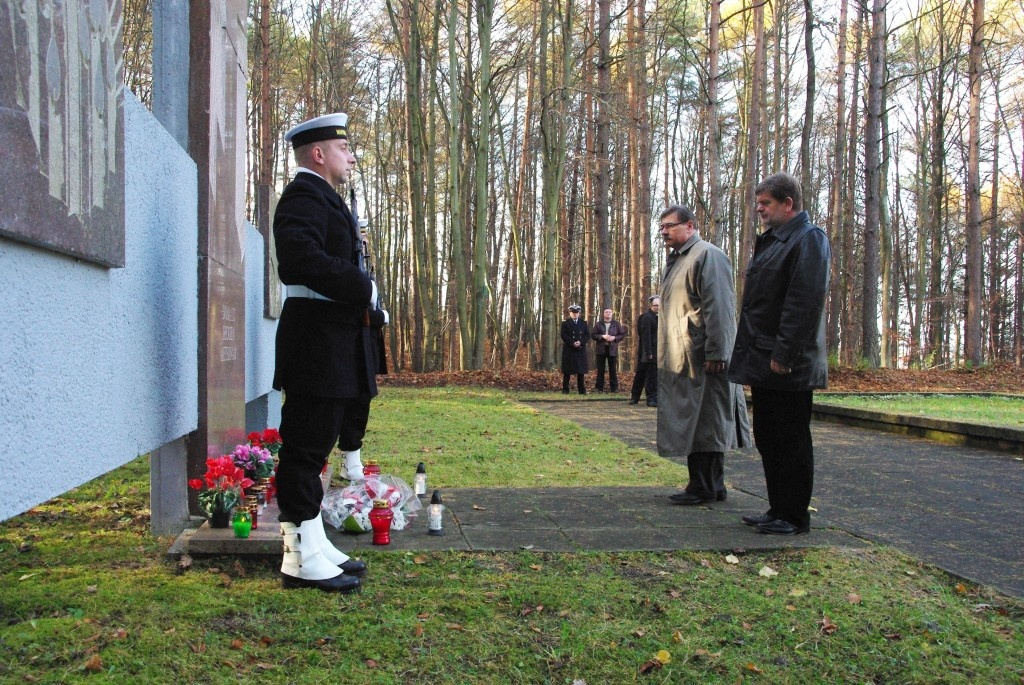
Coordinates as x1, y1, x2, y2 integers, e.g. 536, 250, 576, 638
728, 172, 831, 535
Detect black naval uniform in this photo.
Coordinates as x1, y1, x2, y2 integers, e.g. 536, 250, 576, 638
273, 171, 386, 524
560, 316, 590, 394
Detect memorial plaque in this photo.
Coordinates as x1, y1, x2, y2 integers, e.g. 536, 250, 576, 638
0, 0, 125, 267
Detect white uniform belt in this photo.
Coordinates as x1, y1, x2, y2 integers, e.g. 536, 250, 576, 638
286, 285, 334, 301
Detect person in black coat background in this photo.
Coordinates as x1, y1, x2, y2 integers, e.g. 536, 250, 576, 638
273, 113, 387, 592
560, 304, 590, 394
629, 296, 659, 406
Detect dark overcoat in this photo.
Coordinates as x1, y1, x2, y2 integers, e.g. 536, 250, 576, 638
636, 309, 658, 362
560, 317, 590, 374
728, 211, 831, 391
272, 172, 385, 399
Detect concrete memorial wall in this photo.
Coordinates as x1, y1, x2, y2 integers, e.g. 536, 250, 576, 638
1, 1, 279, 533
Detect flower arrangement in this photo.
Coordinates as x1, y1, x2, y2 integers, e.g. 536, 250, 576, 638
188, 455, 254, 518
231, 443, 275, 480
248, 428, 282, 456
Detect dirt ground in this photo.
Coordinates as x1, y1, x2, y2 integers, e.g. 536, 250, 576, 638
379, 363, 1024, 394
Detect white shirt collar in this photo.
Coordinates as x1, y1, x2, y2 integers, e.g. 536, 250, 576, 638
295, 166, 326, 182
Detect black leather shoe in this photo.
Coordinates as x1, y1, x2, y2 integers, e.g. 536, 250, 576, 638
716, 490, 728, 501
669, 491, 713, 505
339, 559, 367, 577
281, 572, 361, 593
757, 519, 810, 535
628, 398, 639, 405
742, 512, 774, 526
646, 400, 657, 407
562, 389, 570, 394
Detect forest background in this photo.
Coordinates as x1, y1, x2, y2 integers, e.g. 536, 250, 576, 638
122, 0, 1024, 375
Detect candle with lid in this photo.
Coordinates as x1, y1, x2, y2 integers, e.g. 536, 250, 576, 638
368, 499, 394, 545
414, 462, 427, 497
427, 490, 445, 536
363, 460, 381, 478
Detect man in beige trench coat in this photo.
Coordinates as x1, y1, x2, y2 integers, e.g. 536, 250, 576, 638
656, 204, 751, 505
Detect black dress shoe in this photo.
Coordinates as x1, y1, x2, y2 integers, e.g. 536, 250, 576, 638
669, 491, 713, 505
741, 512, 774, 526
716, 490, 727, 501
628, 398, 639, 405
339, 559, 367, 577
281, 572, 361, 593
756, 519, 810, 535
646, 400, 657, 407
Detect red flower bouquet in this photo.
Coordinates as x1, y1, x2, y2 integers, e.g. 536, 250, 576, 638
188, 455, 255, 518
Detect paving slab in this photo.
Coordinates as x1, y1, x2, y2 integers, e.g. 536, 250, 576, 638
527, 397, 1024, 599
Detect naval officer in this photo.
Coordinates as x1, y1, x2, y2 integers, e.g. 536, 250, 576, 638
273, 112, 388, 592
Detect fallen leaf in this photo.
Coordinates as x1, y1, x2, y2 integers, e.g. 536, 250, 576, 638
572, 680, 588, 685
254, 663, 277, 671
259, 636, 275, 647
808, 505, 818, 512
672, 630, 683, 643
472, 504, 487, 511
633, 628, 646, 638
529, 564, 543, 571
725, 554, 740, 564
819, 615, 838, 635
113, 628, 128, 640
655, 650, 672, 665
700, 559, 712, 568
742, 622, 753, 630
413, 624, 424, 637
365, 659, 378, 668
522, 510, 533, 514
219, 573, 233, 587
759, 565, 778, 578
86, 585, 98, 593
446, 623, 464, 631
230, 639, 244, 649
189, 642, 207, 654
234, 560, 246, 577
785, 605, 797, 611
884, 632, 903, 641
18, 573, 37, 581
416, 612, 431, 619
788, 588, 806, 597
413, 555, 428, 565
178, 555, 193, 572
955, 583, 968, 594
667, 589, 683, 599
521, 607, 535, 616
745, 662, 763, 674
83, 655, 103, 672
639, 658, 663, 674
847, 593, 861, 604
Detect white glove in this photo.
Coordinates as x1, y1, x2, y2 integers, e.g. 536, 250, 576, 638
380, 309, 390, 325
369, 280, 378, 310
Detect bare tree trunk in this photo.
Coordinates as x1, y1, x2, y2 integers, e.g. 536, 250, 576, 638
594, 0, 612, 309
800, 0, 815, 203
964, 0, 985, 366
447, 0, 469, 369
826, 0, 848, 359
738, 2, 765, 301
862, 0, 884, 367
708, 0, 724, 246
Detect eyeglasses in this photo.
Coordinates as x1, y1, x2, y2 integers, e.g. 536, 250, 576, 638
659, 221, 684, 230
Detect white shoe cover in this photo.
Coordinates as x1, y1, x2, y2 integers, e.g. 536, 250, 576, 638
343, 449, 365, 480
280, 519, 345, 581
309, 512, 349, 565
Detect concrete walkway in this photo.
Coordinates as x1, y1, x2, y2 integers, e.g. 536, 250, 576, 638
528, 397, 1024, 599
175, 395, 1024, 599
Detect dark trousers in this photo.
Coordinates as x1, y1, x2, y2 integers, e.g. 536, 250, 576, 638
276, 391, 373, 523
630, 360, 657, 401
750, 386, 814, 529
595, 353, 618, 391
685, 452, 725, 499
562, 373, 586, 394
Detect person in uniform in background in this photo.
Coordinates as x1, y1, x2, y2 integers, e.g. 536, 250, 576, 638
560, 304, 590, 395
656, 204, 750, 506
591, 308, 626, 393
629, 296, 660, 407
272, 112, 388, 592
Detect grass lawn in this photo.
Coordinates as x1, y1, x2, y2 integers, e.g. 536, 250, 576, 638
1, 387, 1022, 684
815, 393, 1024, 430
